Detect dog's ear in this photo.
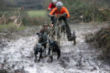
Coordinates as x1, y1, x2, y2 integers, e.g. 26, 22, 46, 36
36, 33, 39, 35
36, 33, 41, 36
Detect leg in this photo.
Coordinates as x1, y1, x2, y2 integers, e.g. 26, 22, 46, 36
54, 42, 61, 59
40, 49, 43, 58
42, 43, 48, 57
56, 48, 61, 59
50, 16, 57, 40
48, 48, 51, 55
59, 16, 72, 41
34, 51, 38, 62
51, 16, 57, 25
72, 32, 76, 45
42, 43, 47, 49
50, 55, 53, 62
52, 41, 61, 60
48, 47, 53, 62
38, 49, 43, 62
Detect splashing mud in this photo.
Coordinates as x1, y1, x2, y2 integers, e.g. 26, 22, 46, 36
0, 24, 110, 73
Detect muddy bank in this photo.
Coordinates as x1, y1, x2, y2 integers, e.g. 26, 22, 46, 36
86, 25, 110, 58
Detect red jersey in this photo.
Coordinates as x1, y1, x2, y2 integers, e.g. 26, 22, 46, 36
48, 3, 56, 11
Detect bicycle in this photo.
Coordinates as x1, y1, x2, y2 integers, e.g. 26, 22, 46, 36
49, 14, 76, 45
48, 14, 67, 44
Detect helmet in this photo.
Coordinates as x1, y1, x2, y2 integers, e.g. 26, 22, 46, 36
52, 0, 57, 3
56, 1, 63, 7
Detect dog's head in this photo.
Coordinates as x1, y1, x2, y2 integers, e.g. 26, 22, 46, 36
36, 33, 43, 39
36, 32, 41, 36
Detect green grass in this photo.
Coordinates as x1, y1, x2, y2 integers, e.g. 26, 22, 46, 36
0, 23, 26, 32
0, 23, 15, 30
27, 10, 47, 18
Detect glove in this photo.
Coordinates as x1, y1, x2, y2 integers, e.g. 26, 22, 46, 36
62, 13, 67, 17
48, 14, 54, 18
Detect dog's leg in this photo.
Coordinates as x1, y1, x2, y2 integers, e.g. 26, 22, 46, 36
50, 56, 53, 62
73, 37, 76, 45
34, 52, 38, 62
48, 48, 51, 55
39, 49, 43, 61
49, 48, 53, 62
54, 42, 61, 60
36, 53, 40, 62
42, 43, 46, 57
72, 32, 77, 45
50, 49, 53, 62
57, 48, 61, 59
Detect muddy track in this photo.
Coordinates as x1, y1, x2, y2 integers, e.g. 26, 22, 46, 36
0, 23, 110, 73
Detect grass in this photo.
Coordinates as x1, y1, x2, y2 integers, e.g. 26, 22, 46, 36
0, 23, 26, 32
0, 23, 15, 30
27, 10, 47, 18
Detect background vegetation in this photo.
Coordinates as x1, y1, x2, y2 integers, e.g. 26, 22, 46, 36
0, 0, 110, 34
86, 26, 110, 58
63, 0, 110, 22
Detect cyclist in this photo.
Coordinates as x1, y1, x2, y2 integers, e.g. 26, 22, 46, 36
49, 1, 74, 41
48, 0, 57, 11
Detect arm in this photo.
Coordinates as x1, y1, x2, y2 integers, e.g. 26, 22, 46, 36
64, 7, 70, 18
49, 8, 57, 16
48, 3, 52, 11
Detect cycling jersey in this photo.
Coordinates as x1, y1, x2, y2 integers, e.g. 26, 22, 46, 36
48, 3, 56, 11
49, 6, 70, 18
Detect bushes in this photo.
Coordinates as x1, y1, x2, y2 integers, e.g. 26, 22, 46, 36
100, 9, 110, 21
0, 8, 27, 24
0, 23, 26, 33
0, 9, 48, 31
86, 27, 110, 57
0, 9, 47, 25
95, 28, 110, 57
63, 0, 110, 22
